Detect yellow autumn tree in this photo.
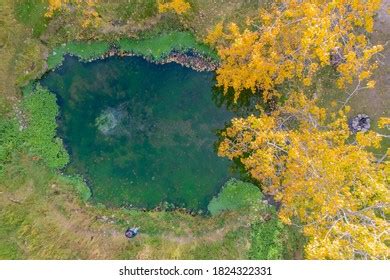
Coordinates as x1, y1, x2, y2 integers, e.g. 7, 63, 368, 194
378, 117, 390, 130
158, 0, 190, 15
206, 0, 383, 101
45, 0, 66, 17
218, 93, 389, 259
45, 0, 101, 29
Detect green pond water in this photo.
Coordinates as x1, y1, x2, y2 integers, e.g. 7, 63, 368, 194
41, 55, 234, 210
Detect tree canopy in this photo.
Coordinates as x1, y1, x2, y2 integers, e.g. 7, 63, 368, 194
218, 93, 389, 259
206, 0, 383, 101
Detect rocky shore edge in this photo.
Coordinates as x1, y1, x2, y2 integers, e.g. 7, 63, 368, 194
52, 46, 219, 73
157, 51, 219, 72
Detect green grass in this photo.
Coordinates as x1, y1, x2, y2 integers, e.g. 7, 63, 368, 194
14, 0, 49, 37
0, 108, 21, 177
0, 226, 24, 259
117, 31, 218, 60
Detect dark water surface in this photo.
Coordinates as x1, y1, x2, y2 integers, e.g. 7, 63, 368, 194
41, 56, 233, 210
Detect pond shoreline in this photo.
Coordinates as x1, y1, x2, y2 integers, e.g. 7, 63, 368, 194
30, 32, 223, 214
46, 32, 220, 73
103, 48, 219, 72
50, 48, 219, 73
43, 53, 229, 212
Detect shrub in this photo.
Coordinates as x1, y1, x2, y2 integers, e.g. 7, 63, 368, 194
248, 217, 284, 259
248, 213, 306, 260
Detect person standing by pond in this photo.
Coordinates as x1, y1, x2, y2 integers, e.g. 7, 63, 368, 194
125, 227, 139, 239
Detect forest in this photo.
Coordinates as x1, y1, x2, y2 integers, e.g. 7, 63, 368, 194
0, 0, 389, 260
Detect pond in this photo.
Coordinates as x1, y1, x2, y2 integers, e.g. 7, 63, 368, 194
41, 55, 234, 210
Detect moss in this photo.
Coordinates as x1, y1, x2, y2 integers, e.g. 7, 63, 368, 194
22, 85, 69, 169
208, 178, 263, 216
117, 31, 218, 60
47, 32, 218, 70
47, 41, 111, 70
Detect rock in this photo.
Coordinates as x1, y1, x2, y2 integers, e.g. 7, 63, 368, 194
95, 110, 118, 134
95, 103, 130, 136
349, 114, 370, 133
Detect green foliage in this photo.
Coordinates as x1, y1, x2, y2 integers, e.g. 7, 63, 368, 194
248, 214, 306, 260
22, 85, 69, 169
118, 32, 219, 60
248, 217, 285, 260
208, 179, 263, 216
14, 0, 49, 37
47, 41, 111, 70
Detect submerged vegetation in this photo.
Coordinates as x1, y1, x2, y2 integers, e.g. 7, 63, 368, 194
0, 0, 389, 260
22, 85, 69, 169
